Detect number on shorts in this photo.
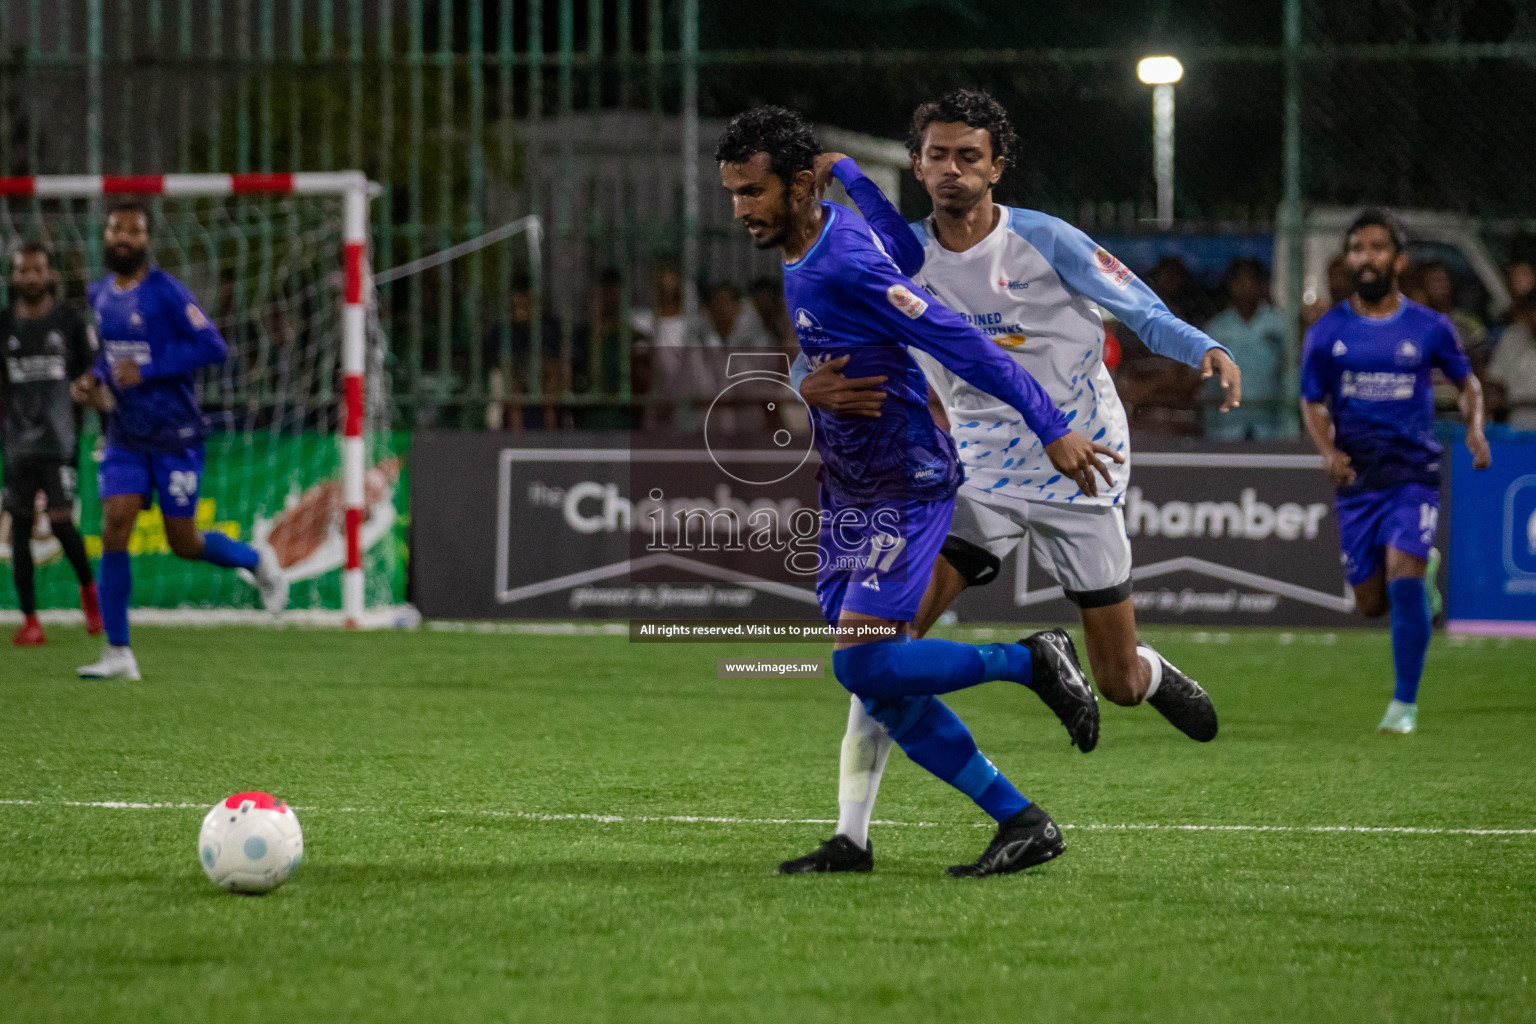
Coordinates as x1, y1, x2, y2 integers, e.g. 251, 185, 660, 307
167, 471, 198, 502
1419, 503, 1438, 543
864, 532, 907, 574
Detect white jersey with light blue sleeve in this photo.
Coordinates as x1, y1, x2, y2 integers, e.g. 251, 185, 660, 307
902, 206, 1229, 507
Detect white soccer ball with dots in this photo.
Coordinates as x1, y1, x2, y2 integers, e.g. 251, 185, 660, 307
198, 792, 303, 894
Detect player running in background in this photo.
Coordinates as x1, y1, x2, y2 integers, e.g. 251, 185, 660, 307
0, 241, 103, 645
71, 199, 287, 681
781, 90, 1234, 872
1300, 208, 1490, 735
718, 106, 1120, 878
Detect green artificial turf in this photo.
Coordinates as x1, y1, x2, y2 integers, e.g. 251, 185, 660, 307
1, 624, 1533, 1023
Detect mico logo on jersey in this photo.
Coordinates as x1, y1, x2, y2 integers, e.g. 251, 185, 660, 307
996, 277, 1030, 291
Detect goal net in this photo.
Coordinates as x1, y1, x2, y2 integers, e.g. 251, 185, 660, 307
0, 174, 399, 625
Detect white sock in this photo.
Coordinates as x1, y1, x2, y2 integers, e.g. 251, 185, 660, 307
836, 694, 893, 850
1137, 646, 1163, 702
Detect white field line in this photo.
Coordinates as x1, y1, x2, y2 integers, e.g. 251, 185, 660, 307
1, 798, 1532, 837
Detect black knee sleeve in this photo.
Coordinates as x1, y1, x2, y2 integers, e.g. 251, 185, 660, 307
940, 535, 1001, 588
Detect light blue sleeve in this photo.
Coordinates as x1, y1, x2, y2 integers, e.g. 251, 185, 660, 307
789, 350, 810, 393
1009, 210, 1229, 368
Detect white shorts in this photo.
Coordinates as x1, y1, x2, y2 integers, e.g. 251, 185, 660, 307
947, 487, 1133, 608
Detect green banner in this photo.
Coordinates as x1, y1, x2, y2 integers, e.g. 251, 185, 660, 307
1, 432, 409, 611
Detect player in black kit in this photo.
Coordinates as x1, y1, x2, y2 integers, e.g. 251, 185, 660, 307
0, 241, 103, 645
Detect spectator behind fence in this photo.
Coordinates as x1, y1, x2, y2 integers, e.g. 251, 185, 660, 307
632, 258, 711, 427
1302, 253, 1353, 329
482, 276, 569, 431
1415, 259, 1490, 373
573, 268, 634, 430
1494, 260, 1535, 332
705, 281, 776, 349
1111, 256, 1203, 435
1203, 258, 1289, 440
1486, 299, 1536, 430
750, 275, 797, 348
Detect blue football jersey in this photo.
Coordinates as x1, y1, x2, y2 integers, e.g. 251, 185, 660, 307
1300, 298, 1471, 495
782, 200, 1068, 507
90, 267, 227, 452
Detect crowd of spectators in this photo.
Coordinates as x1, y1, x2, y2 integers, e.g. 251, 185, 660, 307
480, 247, 1536, 440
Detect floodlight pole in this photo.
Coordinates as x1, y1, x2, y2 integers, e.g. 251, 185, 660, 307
1152, 83, 1176, 229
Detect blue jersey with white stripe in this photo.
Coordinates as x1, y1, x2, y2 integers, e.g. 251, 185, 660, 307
90, 267, 226, 452
1301, 298, 1470, 495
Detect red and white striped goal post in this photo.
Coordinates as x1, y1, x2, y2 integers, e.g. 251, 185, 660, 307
0, 171, 377, 627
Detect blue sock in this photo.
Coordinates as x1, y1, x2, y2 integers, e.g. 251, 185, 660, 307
831, 638, 1031, 699
200, 532, 260, 571
861, 694, 1030, 822
100, 551, 131, 647
1388, 577, 1431, 704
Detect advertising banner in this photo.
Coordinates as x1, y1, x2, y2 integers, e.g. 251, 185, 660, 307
951, 445, 1397, 627
414, 431, 1397, 628
1447, 430, 1536, 633
0, 432, 408, 611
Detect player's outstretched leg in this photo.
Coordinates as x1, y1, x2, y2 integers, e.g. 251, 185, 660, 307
856, 691, 1063, 878
1079, 599, 1217, 742
164, 515, 288, 613
778, 695, 894, 873
834, 636, 1068, 877
10, 509, 46, 646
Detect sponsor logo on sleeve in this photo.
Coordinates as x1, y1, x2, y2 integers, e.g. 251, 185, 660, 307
1092, 246, 1135, 290
185, 303, 210, 330
886, 284, 928, 319
1332, 340, 1348, 357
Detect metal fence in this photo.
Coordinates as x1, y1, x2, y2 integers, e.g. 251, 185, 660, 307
2, 1, 1533, 429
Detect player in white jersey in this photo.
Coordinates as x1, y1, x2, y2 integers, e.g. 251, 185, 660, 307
780, 89, 1241, 874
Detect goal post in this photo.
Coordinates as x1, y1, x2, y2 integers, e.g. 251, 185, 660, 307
0, 171, 395, 627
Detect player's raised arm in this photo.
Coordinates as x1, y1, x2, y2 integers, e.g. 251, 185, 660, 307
845, 252, 1121, 495
1028, 214, 1243, 410
814, 153, 925, 276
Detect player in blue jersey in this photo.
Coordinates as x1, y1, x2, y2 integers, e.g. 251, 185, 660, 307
71, 199, 287, 681
718, 106, 1122, 877
1300, 209, 1491, 735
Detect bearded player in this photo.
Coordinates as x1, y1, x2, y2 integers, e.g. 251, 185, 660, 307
781, 89, 1237, 874
719, 105, 1120, 877
0, 241, 103, 644
72, 199, 287, 681
1301, 208, 1490, 735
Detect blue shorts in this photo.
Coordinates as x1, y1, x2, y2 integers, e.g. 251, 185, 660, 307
98, 445, 205, 519
816, 494, 953, 625
1335, 482, 1439, 586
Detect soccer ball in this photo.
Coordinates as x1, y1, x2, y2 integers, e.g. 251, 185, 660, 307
198, 792, 303, 894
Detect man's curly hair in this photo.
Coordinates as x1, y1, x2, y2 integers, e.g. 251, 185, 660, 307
715, 105, 821, 187
905, 88, 1017, 169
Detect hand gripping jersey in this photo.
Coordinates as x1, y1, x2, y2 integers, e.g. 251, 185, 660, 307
1300, 298, 1471, 496
89, 268, 227, 453
782, 198, 1069, 510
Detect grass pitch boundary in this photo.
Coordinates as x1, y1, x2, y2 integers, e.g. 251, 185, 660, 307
2, 797, 1532, 837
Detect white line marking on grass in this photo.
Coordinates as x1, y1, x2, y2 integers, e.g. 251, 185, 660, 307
3, 798, 1534, 836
